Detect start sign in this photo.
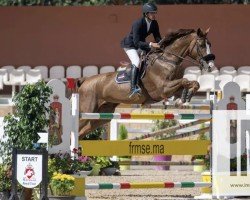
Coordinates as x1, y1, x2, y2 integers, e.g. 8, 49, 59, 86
10, 148, 48, 199
17, 154, 43, 188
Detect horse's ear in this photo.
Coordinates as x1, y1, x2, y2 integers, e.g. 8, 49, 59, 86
197, 28, 204, 37
205, 27, 210, 36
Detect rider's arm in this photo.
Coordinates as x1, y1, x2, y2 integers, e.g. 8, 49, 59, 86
132, 21, 151, 51
152, 20, 161, 43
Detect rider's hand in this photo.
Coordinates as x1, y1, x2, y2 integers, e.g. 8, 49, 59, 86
150, 42, 160, 49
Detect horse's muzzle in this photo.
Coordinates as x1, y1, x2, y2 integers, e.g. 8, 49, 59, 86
202, 54, 216, 62
200, 54, 216, 72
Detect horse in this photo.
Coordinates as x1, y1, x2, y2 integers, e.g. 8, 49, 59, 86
77, 28, 215, 139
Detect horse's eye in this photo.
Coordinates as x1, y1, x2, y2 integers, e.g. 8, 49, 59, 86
200, 43, 206, 48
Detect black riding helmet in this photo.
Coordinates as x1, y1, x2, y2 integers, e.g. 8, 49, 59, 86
142, 3, 157, 15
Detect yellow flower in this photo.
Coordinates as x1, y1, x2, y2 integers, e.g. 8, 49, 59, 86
50, 172, 75, 196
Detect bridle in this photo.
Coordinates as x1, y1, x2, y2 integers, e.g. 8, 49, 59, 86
152, 34, 215, 70
187, 37, 215, 70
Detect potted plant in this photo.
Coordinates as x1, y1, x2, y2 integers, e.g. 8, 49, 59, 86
49, 151, 74, 175
90, 156, 112, 176
48, 149, 93, 176
75, 156, 93, 176
72, 155, 93, 176
117, 124, 131, 170
49, 172, 75, 199
98, 157, 118, 176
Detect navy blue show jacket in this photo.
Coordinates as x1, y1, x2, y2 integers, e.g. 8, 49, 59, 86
121, 17, 162, 52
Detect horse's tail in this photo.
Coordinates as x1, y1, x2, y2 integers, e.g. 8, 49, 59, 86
76, 77, 87, 91
65, 78, 87, 99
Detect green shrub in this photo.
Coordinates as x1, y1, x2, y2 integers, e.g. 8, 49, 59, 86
82, 127, 106, 140
0, 81, 52, 164
0, 164, 11, 192
118, 124, 128, 140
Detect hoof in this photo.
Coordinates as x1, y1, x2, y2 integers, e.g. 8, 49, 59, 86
186, 90, 194, 102
174, 98, 184, 108
181, 88, 188, 103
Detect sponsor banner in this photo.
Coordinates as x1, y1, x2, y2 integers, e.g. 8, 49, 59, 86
79, 140, 210, 156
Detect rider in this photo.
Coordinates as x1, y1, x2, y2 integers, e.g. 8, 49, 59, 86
121, 2, 162, 97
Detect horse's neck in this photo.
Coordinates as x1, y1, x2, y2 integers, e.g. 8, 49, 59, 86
164, 34, 194, 64
141, 34, 194, 99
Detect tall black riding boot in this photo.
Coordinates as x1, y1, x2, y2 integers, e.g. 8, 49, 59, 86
129, 65, 141, 98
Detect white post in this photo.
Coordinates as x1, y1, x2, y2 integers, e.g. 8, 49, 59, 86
246, 94, 250, 175
71, 93, 79, 156
246, 131, 250, 176
110, 119, 118, 141
110, 119, 118, 161
206, 90, 210, 100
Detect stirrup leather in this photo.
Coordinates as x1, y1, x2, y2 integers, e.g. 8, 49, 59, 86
129, 87, 141, 98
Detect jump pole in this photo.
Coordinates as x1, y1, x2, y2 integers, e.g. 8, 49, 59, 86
117, 160, 204, 166
86, 181, 211, 189
80, 113, 211, 120
70, 93, 212, 199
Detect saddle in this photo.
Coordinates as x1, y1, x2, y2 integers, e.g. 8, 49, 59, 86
115, 53, 147, 84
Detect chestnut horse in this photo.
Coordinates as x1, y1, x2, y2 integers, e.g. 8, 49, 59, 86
77, 28, 215, 139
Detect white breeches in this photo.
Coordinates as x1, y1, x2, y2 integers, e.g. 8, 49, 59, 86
124, 48, 140, 68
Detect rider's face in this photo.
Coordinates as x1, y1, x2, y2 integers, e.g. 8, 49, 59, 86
147, 12, 157, 21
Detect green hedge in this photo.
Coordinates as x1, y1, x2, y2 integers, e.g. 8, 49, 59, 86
0, 0, 247, 5
0, 0, 149, 6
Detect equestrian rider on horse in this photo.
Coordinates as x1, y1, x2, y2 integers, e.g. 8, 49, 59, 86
121, 3, 162, 98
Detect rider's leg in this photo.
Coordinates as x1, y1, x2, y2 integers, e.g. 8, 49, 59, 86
124, 48, 141, 97
130, 64, 141, 92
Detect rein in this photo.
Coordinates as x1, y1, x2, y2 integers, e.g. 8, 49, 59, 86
165, 49, 201, 66
149, 35, 208, 68
162, 37, 203, 67
148, 45, 200, 67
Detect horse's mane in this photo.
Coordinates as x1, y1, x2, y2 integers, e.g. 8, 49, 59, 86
161, 29, 195, 47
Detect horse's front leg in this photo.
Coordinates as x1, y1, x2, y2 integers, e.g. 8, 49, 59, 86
181, 79, 200, 102
181, 78, 200, 103
162, 78, 184, 98
162, 78, 199, 104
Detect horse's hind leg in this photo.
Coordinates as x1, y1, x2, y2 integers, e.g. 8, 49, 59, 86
78, 91, 98, 139
79, 102, 119, 139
